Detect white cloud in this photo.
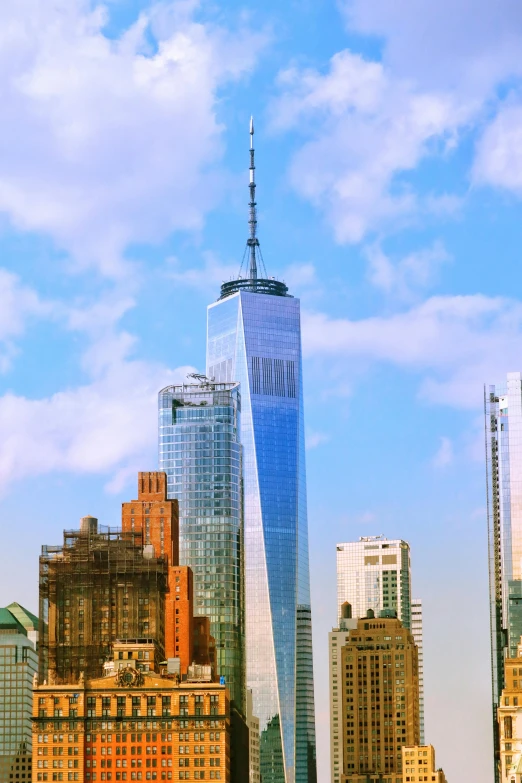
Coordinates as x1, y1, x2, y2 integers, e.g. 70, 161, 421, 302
271, 50, 471, 243
166, 252, 239, 294
0, 268, 52, 370
305, 430, 329, 450
0, 348, 194, 494
433, 436, 454, 468
0, 0, 265, 276
302, 294, 522, 408
367, 241, 450, 299
343, 0, 522, 95
474, 102, 522, 193
271, 3, 522, 243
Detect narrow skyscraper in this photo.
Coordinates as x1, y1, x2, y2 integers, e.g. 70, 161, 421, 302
159, 379, 245, 710
485, 371, 522, 780
205, 120, 316, 783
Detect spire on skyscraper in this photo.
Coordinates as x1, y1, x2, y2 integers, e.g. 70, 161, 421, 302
247, 116, 259, 280
218, 117, 290, 300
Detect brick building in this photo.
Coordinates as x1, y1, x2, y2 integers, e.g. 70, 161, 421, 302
122, 473, 194, 673
32, 641, 231, 782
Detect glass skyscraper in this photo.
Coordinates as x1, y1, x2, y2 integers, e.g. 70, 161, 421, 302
485, 371, 522, 780
158, 380, 245, 709
204, 120, 316, 783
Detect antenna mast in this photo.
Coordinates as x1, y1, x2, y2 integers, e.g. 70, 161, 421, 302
247, 116, 259, 280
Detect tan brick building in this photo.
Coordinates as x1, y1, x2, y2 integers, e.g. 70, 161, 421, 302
340, 612, 420, 783
402, 745, 447, 782
32, 641, 231, 783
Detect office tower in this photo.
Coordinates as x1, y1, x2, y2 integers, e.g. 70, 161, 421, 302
340, 611, 420, 783
205, 119, 316, 783
497, 635, 522, 779
336, 537, 412, 628
39, 514, 168, 684
159, 380, 245, 709
33, 638, 241, 783
122, 472, 194, 672
247, 688, 260, 783
401, 746, 447, 782
336, 537, 425, 744
0, 604, 38, 783
329, 603, 358, 783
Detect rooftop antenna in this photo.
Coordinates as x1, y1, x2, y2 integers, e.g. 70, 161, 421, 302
248, 116, 258, 280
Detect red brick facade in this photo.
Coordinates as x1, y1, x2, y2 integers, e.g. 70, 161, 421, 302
122, 473, 193, 674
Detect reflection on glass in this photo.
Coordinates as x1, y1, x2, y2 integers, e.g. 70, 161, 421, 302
158, 381, 245, 710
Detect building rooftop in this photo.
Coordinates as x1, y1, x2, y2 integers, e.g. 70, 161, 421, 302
6, 602, 39, 632
0, 607, 26, 633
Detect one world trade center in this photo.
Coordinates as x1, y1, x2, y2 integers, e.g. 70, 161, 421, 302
206, 120, 316, 783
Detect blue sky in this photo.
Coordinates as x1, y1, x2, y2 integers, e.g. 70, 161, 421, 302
3, 0, 522, 778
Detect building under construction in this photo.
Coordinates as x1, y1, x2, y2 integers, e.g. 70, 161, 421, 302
39, 514, 168, 685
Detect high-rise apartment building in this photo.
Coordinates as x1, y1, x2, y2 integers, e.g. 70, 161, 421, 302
401, 745, 447, 782
205, 120, 316, 783
336, 538, 425, 743
159, 381, 244, 710
0, 603, 38, 783
339, 612, 420, 782
329, 603, 358, 783
39, 514, 168, 684
485, 371, 522, 779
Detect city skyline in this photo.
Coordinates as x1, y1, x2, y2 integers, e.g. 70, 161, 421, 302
2, 3, 522, 783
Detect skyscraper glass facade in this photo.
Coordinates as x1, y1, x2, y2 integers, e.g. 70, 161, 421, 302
158, 381, 245, 709
206, 288, 316, 783
485, 371, 522, 780
0, 607, 38, 783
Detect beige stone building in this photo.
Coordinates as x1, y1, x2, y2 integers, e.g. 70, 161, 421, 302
402, 745, 447, 782
339, 611, 420, 783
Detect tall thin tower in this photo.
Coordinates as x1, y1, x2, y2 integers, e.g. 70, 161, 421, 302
205, 120, 316, 783
485, 371, 522, 782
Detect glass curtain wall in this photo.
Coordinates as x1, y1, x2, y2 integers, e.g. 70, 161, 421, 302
206, 289, 316, 783
158, 381, 244, 710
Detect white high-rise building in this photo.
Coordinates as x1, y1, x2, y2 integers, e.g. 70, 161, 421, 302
336, 536, 412, 626
411, 598, 424, 744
